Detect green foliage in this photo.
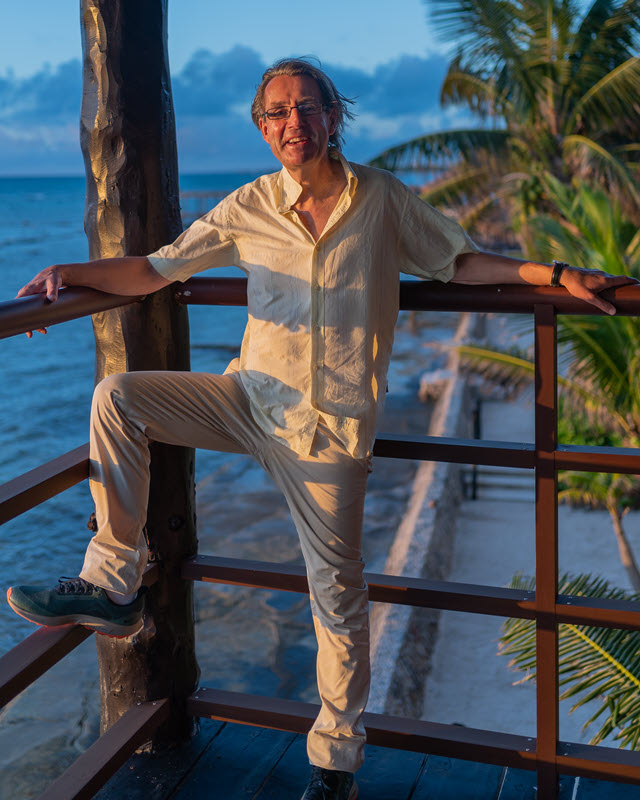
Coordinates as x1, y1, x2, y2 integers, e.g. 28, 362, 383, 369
370, 0, 640, 240
500, 572, 640, 748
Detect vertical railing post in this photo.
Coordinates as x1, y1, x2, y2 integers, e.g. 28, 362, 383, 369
80, 0, 199, 747
534, 303, 559, 798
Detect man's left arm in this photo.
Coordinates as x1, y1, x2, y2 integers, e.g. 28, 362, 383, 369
452, 251, 638, 315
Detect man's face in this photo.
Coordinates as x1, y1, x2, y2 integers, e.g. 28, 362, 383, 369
258, 74, 337, 172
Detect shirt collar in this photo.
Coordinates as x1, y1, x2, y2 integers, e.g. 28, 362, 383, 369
276, 151, 358, 214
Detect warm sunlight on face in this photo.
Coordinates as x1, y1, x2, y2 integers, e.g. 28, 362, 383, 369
258, 75, 337, 173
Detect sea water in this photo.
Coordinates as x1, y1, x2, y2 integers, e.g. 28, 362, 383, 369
0, 173, 261, 651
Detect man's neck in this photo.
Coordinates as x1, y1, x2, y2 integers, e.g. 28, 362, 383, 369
286, 152, 346, 202
287, 154, 348, 242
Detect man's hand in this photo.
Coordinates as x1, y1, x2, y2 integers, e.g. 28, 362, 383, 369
16, 265, 66, 337
14, 257, 171, 339
560, 266, 639, 315
454, 251, 639, 314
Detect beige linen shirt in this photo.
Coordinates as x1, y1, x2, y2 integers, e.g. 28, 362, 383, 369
148, 154, 478, 459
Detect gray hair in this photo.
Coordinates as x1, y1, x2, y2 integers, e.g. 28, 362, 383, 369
251, 58, 356, 150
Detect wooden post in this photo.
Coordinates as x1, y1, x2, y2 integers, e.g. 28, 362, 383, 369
79, 0, 199, 747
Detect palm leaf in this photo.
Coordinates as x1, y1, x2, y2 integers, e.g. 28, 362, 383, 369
562, 135, 640, 217
369, 128, 510, 172
420, 165, 494, 206
500, 572, 640, 748
568, 57, 640, 136
441, 66, 514, 118
457, 341, 633, 433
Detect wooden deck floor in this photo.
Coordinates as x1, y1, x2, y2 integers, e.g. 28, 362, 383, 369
94, 718, 640, 800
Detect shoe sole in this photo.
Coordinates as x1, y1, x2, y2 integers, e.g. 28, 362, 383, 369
6, 587, 144, 638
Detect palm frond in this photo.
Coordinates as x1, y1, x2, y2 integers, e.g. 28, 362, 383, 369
500, 572, 640, 748
441, 66, 514, 118
562, 135, 640, 218
568, 57, 640, 137
420, 165, 493, 206
369, 129, 510, 172
458, 194, 499, 230
457, 341, 633, 433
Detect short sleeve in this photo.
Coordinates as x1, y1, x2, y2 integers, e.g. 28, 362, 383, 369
396, 183, 479, 282
147, 193, 238, 283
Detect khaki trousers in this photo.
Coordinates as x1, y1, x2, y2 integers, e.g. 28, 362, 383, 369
80, 371, 370, 772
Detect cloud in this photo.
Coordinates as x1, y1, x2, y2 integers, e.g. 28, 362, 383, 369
0, 46, 456, 174
173, 45, 264, 117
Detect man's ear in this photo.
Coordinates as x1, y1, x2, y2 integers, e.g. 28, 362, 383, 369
259, 117, 270, 144
328, 105, 338, 137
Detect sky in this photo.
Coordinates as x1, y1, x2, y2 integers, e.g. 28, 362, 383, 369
0, 0, 467, 175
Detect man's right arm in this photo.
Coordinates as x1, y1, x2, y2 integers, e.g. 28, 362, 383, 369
17, 256, 171, 303
17, 256, 172, 336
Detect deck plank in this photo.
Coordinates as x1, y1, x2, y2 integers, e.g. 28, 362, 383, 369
576, 775, 640, 798
175, 722, 298, 798
91, 718, 640, 799
94, 719, 225, 799
255, 733, 428, 800
411, 755, 504, 799
497, 767, 537, 799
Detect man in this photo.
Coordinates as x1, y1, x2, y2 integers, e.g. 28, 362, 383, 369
7, 58, 633, 800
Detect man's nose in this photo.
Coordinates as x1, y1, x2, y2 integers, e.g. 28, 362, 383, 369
287, 106, 304, 124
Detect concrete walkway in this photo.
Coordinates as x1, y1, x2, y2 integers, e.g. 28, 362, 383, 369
422, 314, 640, 747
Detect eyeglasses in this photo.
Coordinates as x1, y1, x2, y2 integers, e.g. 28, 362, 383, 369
263, 101, 327, 121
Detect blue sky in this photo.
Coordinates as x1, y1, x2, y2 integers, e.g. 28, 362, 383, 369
0, 0, 467, 175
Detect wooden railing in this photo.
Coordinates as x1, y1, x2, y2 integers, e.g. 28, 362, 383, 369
1, 278, 640, 799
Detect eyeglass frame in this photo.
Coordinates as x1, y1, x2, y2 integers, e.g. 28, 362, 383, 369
262, 101, 332, 121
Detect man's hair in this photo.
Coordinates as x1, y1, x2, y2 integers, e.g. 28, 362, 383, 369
251, 58, 356, 150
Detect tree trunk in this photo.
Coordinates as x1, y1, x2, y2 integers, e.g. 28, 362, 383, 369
80, 0, 199, 747
607, 502, 640, 593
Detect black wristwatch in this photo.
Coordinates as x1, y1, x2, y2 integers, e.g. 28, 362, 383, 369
550, 260, 569, 287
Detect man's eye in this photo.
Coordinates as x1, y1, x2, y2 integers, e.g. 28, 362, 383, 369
269, 108, 289, 119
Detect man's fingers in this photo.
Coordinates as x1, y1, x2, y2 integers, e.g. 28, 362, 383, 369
585, 292, 616, 315
45, 274, 60, 302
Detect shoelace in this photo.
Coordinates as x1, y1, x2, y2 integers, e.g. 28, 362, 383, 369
56, 577, 97, 595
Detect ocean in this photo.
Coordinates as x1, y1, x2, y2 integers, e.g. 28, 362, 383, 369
0, 172, 454, 666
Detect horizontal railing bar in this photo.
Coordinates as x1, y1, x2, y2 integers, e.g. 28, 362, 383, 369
0, 625, 91, 709
175, 277, 247, 306
556, 444, 640, 474
557, 741, 640, 785
186, 687, 536, 771
183, 555, 536, 618
2, 281, 638, 341
37, 698, 170, 800
556, 594, 640, 629
175, 277, 640, 315
400, 281, 640, 315
186, 555, 640, 630
0, 287, 142, 340
0, 444, 90, 525
2, 438, 636, 530
373, 434, 536, 467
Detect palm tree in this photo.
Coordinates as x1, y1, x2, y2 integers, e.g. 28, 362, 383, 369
371, 0, 640, 241
500, 573, 640, 747
457, 178, 640, 587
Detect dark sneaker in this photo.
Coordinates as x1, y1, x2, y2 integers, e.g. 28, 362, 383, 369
301, 767, 357, 800
7, 577, 144, 638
